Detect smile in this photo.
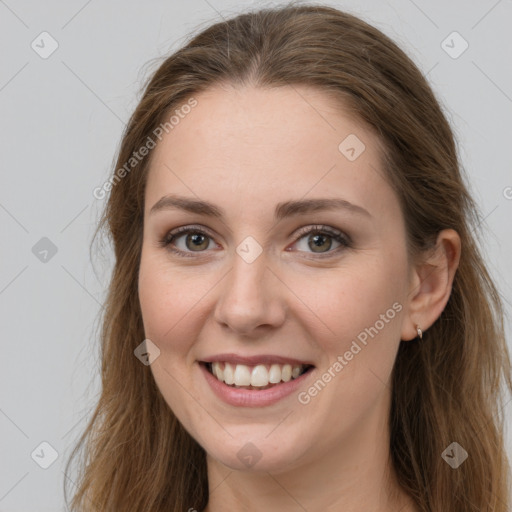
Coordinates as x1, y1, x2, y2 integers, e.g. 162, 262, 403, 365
199, 361, 316, 407
204, 361, 313, 390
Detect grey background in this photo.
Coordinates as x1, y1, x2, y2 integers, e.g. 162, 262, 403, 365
1, 0, 511, 510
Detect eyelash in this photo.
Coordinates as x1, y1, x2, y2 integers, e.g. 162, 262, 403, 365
158, 224, 352, 259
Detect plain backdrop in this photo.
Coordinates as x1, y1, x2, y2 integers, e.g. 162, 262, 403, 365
1, 0, 511, 510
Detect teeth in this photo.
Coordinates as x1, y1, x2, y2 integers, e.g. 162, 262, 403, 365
281, 364, 292, 382
223, 362, 234, 385
233, 364, 251, 386
213, 362, 224, 381
268, 364, 282, 384
210, 362, 308, 388
251, 365, 268, 386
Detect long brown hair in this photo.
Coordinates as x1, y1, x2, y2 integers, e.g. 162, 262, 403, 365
64, 4, 512, 510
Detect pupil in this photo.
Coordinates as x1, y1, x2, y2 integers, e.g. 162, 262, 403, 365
188, 233, 208, 250
309, 234, 331, 252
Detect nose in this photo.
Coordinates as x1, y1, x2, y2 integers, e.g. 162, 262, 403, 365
213, 250, 287, 336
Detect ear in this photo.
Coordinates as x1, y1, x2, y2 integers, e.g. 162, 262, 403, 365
401, 229, 461, 341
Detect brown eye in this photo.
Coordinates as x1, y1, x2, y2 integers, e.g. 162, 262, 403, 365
160, 224, 351, 258
160, 226, 216, 257
184, 232, 210, 251
292, 225, 351, 256
307, 233, 334, 253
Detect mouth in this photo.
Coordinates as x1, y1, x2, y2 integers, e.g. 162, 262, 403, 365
200, 361, 315, 391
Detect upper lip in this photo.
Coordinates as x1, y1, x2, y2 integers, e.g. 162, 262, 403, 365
200, 353, 315, 367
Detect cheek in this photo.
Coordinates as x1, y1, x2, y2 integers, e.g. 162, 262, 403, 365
138, 250, 225, 382
138, 250, 201, 347
138, 252, 206, 425
138, 263, 191, 381
302, 249, 407, 364
292, 256, 407, 433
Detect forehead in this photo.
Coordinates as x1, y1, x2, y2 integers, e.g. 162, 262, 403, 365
144, 84, 394, 222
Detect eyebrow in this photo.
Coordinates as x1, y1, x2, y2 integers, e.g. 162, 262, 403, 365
149, 194, 371, 221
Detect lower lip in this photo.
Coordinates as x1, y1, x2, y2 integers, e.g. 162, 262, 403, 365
199, 362, 314, 408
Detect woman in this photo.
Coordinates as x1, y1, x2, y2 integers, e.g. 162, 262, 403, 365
65, 4, 512, 511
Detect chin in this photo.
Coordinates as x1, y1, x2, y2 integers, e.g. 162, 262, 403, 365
203, 433, 304, 473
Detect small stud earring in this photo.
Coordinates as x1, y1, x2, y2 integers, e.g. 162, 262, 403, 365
416, 325, 423, 340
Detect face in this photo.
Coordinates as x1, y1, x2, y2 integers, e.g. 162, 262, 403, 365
138, 84, 412, 474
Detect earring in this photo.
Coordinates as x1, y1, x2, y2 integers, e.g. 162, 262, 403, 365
416, 325, 423, 340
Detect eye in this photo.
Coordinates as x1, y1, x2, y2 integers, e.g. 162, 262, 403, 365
159, 225, 217, 257
290, 225, 352, 257
159, 224, 351, 258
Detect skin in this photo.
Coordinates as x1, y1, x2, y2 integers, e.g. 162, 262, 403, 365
138, 84, 461, 511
